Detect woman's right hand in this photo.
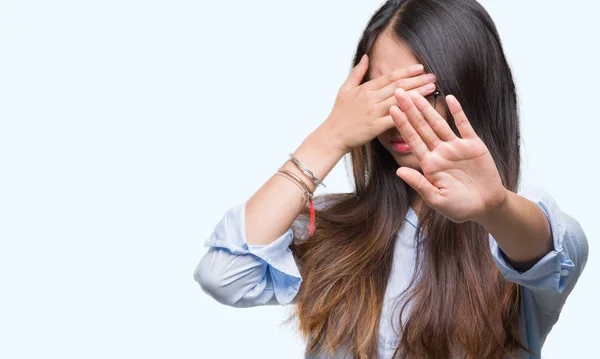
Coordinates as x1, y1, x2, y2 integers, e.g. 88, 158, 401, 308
323, 54, 437, 153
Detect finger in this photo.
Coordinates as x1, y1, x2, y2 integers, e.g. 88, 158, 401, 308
374, 83, 437, 118
408, 91, 457, 142
396, 167, 439, 203
389, 105, 428, 161
394, 88, 441, 150
377, 114, 397, 134
363, 64, 424, 91
412, 82, 438, 97
376, 73, 436, 102
375, 97, 399, 117
340, 54, 369, 90
446, 95, 477, 139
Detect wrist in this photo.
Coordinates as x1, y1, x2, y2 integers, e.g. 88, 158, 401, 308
313, 122, 350, 158
287, 125, 347, 191
472, 187, 511, 228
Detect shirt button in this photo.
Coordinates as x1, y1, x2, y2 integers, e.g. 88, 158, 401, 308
560, 269, 569, 276
287, 287, 295, 295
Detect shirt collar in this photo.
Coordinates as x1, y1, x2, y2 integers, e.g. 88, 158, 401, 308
405, 206, 418, 228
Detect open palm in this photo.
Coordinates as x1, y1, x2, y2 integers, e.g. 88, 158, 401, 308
390, 89, 507, 223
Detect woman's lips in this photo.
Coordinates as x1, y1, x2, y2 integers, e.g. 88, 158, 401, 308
391, 138, 411, 153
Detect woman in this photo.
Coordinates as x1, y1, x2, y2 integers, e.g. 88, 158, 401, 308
194, 0, 588, 358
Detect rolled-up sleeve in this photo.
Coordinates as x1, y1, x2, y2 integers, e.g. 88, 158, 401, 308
489, 185, 589, 314
194, 200, 302, 307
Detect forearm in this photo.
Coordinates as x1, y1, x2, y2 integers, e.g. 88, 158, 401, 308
245, 124, 346, 245
475, 189, 553, 272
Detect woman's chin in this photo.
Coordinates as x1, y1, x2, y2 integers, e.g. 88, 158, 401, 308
390, 153, 420, 170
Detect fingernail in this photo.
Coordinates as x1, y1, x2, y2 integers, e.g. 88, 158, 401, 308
427, 73, 437, 82
361, 54, 367, 63
425, 83, 436, 91
409, 64, 424, 72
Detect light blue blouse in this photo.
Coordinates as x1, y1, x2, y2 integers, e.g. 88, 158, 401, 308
194, 185, 588, 358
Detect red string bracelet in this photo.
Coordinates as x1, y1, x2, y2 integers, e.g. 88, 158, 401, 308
284, 153, 326, 238
309, 197, 316, 237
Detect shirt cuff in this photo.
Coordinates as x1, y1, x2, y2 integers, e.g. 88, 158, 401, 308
489, 185, 575, 293
204, 200, 302, 304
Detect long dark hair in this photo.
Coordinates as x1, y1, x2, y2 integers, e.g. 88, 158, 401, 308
289, 0, 527, 358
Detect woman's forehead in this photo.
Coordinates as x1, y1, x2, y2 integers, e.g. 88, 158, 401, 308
369, 31, 420, 78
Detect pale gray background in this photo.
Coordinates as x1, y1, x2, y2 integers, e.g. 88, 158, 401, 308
0, 0, 597, 358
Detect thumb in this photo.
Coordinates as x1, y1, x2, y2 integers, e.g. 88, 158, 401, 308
396, 167, 438, 203
341, 54, 369, 90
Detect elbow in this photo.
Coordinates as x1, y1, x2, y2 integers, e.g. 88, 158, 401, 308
193, 255, 237, 306
563, 213, 589, 274
193, 260, 218, 296
193, 249, 266, 308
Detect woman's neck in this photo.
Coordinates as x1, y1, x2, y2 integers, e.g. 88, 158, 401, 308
410, 193, 424, 216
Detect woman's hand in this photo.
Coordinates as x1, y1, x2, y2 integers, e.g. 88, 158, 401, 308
390, 89, 507, 223
323, 54, 437, 153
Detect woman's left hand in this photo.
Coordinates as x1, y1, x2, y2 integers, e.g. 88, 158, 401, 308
390, 88, 507, 223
